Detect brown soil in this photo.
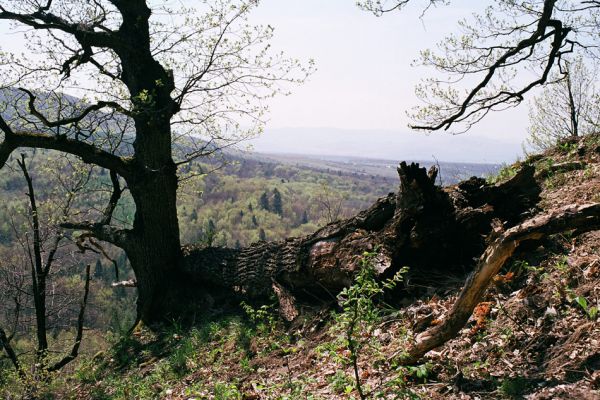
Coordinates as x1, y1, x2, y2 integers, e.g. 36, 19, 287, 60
68, 135, 600, 400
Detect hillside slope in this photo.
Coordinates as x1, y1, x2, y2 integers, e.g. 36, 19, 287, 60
6, 135, 600, 399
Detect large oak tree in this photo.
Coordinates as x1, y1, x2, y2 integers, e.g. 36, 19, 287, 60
0, 0, 309, 324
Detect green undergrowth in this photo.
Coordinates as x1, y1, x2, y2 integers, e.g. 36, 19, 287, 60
45, 251, 431, 399
71, 313, 285, 399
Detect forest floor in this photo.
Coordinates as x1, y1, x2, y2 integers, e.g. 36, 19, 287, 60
32, 135, 600, 399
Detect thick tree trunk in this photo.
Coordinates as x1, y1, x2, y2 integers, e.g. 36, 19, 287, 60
122, 122, 184, 323
126, 174, 183, 323
182, 162, 542, 320
109, 1, 185, 325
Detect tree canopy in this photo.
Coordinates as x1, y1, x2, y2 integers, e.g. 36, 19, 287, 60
0, 0, 311, 323
527, 57, 600, 150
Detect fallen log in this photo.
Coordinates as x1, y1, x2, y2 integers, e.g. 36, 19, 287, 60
182, 162, 542, 318
401, 203, 600, 365
536, 161, 586, 178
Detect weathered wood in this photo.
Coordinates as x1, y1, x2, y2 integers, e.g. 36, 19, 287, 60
182, 162, 543, 318
536, 161, 586, 178
112, 279, 137, 288
402, 203, 600, 365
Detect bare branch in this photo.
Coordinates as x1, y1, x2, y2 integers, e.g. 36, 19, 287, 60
101, 170, 124, 226
0, 326, 24, 377
47, 264, 91, 372
19, 88, 130, 128
0, 129, 131, 178
16, 154, 49, 360
57, 169, 128, 249
412, 0, 571, 131
16, 155, 43, 277
0, 5, 116, 49
61, 223, 131, 249
112, 279, 136, 288
402, 202, 600, 364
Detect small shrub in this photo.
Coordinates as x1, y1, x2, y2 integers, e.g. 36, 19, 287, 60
487, 164, 518, 184
213, 381, 242, 399
573, 296, 599, 320
336, 250, 408, 399
241, 299, 278, 333
558, 140, 577, 154
328, 371, 354, 394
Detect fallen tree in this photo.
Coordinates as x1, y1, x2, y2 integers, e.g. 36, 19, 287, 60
183, 162, 543, 320
181, 161, 600, 367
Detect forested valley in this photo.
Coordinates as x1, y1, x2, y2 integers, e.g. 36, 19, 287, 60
1, 0, 600, 399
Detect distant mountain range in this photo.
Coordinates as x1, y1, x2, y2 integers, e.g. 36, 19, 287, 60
250, 127, 524, 164
245, 151, 499, 185
2, 87, 518, 165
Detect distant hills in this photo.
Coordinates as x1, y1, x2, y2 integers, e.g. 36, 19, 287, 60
2, 87, 511, 169
249, 151, 499, 185
250, 127, 523, 164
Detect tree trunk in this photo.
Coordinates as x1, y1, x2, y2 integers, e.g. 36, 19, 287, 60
124, 163, 184, 324
109, 1, 185, 325
182, 162, 542, 320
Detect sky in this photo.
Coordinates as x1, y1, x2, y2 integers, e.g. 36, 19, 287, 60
245, 0, 531, 162
0, 0, 532, 163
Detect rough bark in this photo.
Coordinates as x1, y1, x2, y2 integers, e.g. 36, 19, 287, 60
0, 1, 183, 326
107, 1, 183, 324
182, 162, 542, 316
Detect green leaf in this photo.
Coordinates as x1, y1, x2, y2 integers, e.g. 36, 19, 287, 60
588, 306, 598, 320
575, 296, 588, 310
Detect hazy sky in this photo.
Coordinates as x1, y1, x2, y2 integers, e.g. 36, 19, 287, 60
248, 0, 530, 143
0, 1, 532, 162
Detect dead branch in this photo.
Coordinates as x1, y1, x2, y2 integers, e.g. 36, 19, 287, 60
401, 202, 600, 364
17, 154, 49, 362
47, 264, 91, 372
0, 326, 24, 378
111, 279, 137, 288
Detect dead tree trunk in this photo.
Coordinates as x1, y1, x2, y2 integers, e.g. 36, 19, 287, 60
183, 162, 542, 320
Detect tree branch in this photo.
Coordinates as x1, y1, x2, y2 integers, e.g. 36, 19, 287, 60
0, 129, 131, 179
17, 154, 49, 361
0, 5, 116, 49
47, 264, 91, 372
59, 169, 129, 249
19, 88, 130, 128
62, 223, 131, 249
411, 0, 572, 131
16, 155, 43, 277
0, 326, 24, 377
101, 170, 124, 226
112, 279, 136, 288
402, 202, 600, 364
